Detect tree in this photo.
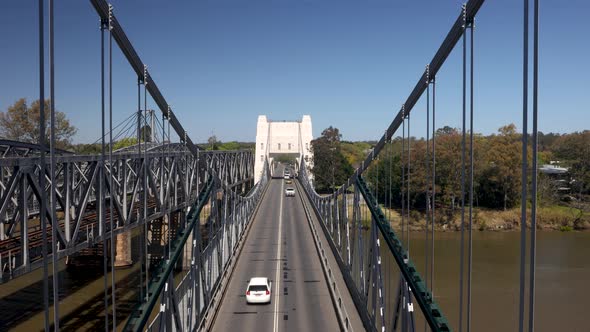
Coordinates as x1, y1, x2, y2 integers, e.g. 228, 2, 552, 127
538, 131, 561, 152
113, 137, 138, 151
552, 131, 590, 195
72, 137, 138, 155
207, 135, 221, 150
341, 141, 372, 169
219, 141, 240, 151
73, 143, 101, 155
477, 124, 523, 209
0, 98, 77, 149
311, 126, 354, 193
436, 125, 459, 136
435, 129, 464, 210
365, 153, 402, 208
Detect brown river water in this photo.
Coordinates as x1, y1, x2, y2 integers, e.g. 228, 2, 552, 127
0, 231, 588, 331
389, 231, 590, 332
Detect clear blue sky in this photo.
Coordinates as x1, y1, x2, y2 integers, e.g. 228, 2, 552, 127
0, 0, 588, 144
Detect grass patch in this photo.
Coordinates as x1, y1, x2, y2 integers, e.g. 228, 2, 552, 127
560, 225, 573, 232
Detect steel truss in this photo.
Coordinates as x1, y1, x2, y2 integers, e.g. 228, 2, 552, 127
0, 148, 253, 282
0, 139, 72, 158
125, 160, 269, 331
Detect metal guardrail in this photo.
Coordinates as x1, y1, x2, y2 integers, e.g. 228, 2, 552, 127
124, 177, 214, 331
197, 171, 271, 332
296, 179, 353, 331
356, 176, 451, 331
299, 158, 452, 331
125, 162, 270, 332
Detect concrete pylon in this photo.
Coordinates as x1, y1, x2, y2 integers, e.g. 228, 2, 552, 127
114, 231, 133, 267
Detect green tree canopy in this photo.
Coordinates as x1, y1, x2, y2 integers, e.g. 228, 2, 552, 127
113, 137, 138, 150
552, 131, 590, 194
0, 98, 77, 149
207, 135, 221, 150
311, 126, 354, 193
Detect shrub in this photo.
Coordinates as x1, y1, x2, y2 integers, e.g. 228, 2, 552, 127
559, 225, 573, 232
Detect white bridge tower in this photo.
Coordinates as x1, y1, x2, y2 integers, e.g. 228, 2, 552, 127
254, 115, 313, 184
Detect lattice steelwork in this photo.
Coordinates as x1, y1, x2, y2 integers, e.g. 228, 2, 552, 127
0, 139, 72, 158
0, 147, 253, 282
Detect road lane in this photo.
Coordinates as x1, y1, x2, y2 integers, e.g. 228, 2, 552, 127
272, 178, 284, 332
211, 178, 340, 332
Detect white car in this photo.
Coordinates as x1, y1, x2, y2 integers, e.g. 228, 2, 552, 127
285, 187, 295, 197
283, 173, 290, 179
246, 277, 272, 304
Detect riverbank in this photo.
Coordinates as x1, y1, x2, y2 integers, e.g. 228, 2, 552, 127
379, 203, 589, 232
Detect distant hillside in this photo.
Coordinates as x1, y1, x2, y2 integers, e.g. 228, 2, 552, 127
198, 141, 255, 151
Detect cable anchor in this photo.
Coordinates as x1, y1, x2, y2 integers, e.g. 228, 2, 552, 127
108, 3, 113, 31
462, 3, 467, 29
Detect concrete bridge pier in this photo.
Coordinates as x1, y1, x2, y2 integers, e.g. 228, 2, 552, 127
114, 231, 133, 267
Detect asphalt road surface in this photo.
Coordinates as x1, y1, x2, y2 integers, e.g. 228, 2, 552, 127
211, 178, 340, 332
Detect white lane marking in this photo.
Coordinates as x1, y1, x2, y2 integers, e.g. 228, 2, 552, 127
273, 179, 284, 332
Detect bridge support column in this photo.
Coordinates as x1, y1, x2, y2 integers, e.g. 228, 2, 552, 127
114, 231, 133, 267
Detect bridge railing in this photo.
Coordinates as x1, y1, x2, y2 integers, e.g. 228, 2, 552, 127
125, 160, 269, 332
299, 160, 450, 332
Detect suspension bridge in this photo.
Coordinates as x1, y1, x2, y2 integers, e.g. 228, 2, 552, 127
0, 0, 564, 331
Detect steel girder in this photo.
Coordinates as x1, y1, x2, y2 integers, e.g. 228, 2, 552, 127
0, 139, 72, 158
0, 149, 253, 282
